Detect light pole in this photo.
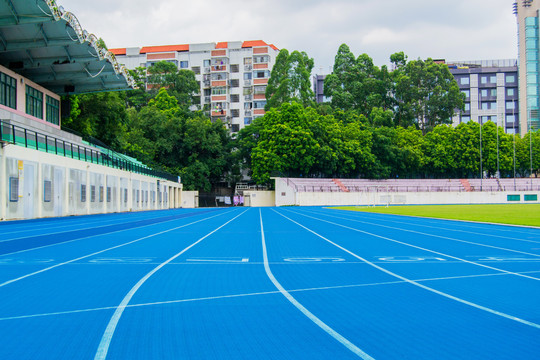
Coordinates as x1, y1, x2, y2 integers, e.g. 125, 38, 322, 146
513, 100, 517, 190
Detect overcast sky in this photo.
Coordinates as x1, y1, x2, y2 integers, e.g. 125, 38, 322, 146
63, 0, 517, 74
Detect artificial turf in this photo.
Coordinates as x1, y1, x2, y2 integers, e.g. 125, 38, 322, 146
333, 204, 540, 227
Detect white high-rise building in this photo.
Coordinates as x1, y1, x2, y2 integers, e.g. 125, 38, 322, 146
111, 40, 279, 133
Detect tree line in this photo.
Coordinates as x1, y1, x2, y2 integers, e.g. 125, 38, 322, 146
62, 45, 539, 190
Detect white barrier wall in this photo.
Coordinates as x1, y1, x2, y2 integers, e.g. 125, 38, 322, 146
0, 143, 183, 220
273, 177, 540, 206
181, 191, 198, 208
244, 191, 276, 207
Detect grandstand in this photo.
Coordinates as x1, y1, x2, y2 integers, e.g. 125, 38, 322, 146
269, 177, 540, 207
0, 0, 189, 220
282, 177, 540, 193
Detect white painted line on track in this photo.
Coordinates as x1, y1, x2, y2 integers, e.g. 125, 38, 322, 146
335, 208, 540, 234
259, 209, 374, 360
0, 209, 237, 288
289, 209, 540, 282
319, 209, 540, 245
0, 215, 153, 240
0, 210, 226, 258
3, 269, 540, 323
93, 209, 249, 360
274, 209, 540, 330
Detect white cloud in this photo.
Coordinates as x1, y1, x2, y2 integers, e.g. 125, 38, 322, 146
61, 0, 518, 73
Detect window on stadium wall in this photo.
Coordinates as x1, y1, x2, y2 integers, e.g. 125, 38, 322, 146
25, 85, 43, 119
46, 95, 60, 125
0, 71, 17, 109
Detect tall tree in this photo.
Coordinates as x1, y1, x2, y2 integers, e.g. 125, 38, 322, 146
146, 61, 199, 109
265, 50, 315, 110
394, 58, 465, 134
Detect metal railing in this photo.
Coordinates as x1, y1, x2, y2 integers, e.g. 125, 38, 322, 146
0, 120, 179, 182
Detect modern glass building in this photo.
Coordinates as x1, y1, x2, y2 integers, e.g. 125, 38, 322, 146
515, 0, 540, 135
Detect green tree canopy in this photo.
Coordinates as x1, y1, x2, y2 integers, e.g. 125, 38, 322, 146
265, 49, 315, 110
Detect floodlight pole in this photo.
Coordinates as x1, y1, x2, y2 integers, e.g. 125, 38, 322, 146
496, 116, 500, 178
513, 102, 516, 190
478, 95, 483, 190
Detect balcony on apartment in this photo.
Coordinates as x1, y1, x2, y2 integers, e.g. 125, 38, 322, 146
253, 55, 270, 70
211, 102, 228, 117
211, 58, 228, 72
210, 72, 229, 88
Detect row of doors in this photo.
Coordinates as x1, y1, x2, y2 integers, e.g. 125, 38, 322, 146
21, 164, 64, 219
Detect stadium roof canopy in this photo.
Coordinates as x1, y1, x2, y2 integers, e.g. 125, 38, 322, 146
0, 0, 134, 95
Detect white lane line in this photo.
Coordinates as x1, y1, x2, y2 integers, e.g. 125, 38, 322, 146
0, 210, 226, 258
314, 208, 540, 245
0, 215, 149, 241
0, 209, 184, 237
306, 208, 540, 254
0, 209, 236, 288
274, 209, 540, 330
259, 209, 374, 359
334, 208, 540, 235
93, 209, 249, 360
287, 210, 540, 282
4, 269, 540, 323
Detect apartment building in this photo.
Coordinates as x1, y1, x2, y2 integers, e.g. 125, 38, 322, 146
312, 59, 520, 134
448, 59, 520, 134
515, 0, 540, 134
111, 40, 279, 133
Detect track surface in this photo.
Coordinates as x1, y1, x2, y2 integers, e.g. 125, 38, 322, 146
0, 207, 539, 359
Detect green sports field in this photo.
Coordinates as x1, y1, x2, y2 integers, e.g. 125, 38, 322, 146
334, 204, 540, 227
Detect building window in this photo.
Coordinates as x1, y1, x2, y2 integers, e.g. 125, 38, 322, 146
506, 74, 516, 83
490, 75, 497, 83
481, 102, 496, 110
464, 103, 470, 111
43, 180, 52, 202
180, 61, 189, 68
211, 87, 227, 95
253, 85, 266, 95
527, 63, 538, 72
46, 95, 60, 125
526, 39, 538, 50
0, 72, 17, 109
506, 101, 516, 110
244, 117, 252, 125
25, 85, 43, 119
480, 89, 488, 97
81, 184, 87, 202
244, 72, 252, 80
253, 101, 266, 109
506, 114, 516, 124
99, 186, 104, 202
461, 116, 471, 123
9, 177, 19, 202
460, 77, 470, 85
90, 185, 96, 202
253, 55, 270, 63
253, 70, 270, 79
461, 89, 470, 98
107, 187, 112, 202
506, 88, 515, 97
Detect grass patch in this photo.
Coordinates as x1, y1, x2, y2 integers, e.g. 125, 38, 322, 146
333, 204, 540, 227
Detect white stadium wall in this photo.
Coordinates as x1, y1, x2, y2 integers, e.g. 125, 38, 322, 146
271, 177, 540, 207
0, 144, 187, 220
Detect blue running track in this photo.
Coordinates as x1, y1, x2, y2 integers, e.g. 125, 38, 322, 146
0, 207, 539, 359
